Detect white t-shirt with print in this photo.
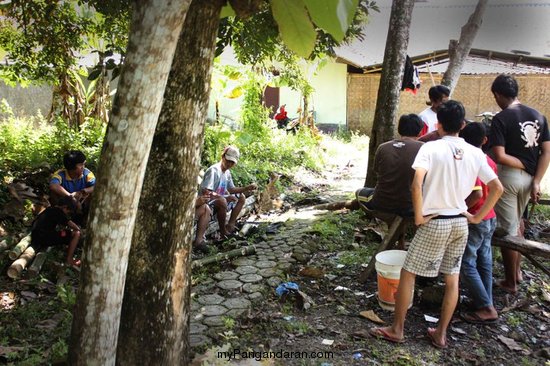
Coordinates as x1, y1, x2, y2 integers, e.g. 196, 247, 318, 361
200, 162, 235, 195
419, 107, 438, 133
412, 136, 498, 216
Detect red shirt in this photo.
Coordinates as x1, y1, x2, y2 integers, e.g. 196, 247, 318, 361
468, 155, 497, 220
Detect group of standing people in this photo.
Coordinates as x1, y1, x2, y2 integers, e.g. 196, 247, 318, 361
365, 74, 550, 349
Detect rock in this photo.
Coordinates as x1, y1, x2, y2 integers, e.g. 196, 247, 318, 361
190, 334, 211, 347
226, 308, 247, 317
203, 316, 225, 327
256, 260, 277, 269
247, 292, 263, 301
242, 283, 263, 293
217, 280, 243, 291
213, 271, 239, 281
190, 322, 208, 334
235, 265, 259, 275
258, 268, 281, 278
201, 305, 228, 317
222, 297, 251, 309
239, 274, 263, 283
196, 294, 226, 306
232, 258, 257, 266
266, 277, 283, 287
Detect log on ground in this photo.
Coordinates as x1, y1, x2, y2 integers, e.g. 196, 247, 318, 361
492, 235, 550, 259
28, 251, 48, 278
7, 246, 36, 279
192, 245, 256, 269
8, 234, 32, 260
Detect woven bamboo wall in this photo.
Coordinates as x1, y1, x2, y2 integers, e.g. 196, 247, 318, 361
347, 73, 550, 135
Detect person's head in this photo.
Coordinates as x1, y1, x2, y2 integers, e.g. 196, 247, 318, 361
57, 195, 77, 215
460, 122, 487, 148
491, 74, 519, 109
397, 114, 424, 138
427, 85, 450, 109
221, 145, 239, 170
437, 100, 465, 134
63, 150, 86, 175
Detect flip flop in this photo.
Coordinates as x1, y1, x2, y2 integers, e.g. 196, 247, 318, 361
368, 327, 404, 344
427, 328, 447, 349
460, 311, 498, 325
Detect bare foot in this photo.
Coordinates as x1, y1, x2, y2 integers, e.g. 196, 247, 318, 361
67, 258, 81, 267
496, 279, 517, 294
516, 270, 523, 283
427, 328, 447, 349
225, 223, 236, 234
369, 327, 404, 343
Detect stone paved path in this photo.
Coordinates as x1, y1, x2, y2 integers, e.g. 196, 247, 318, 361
190, 138, 368, 349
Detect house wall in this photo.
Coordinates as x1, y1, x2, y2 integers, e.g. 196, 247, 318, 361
208, 61, 348, 128
347, 73, 550, 135
0, 81, 52, 118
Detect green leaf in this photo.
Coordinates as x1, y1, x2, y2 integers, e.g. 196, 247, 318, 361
271, 0, 316, 58
303, 0, 358, 42
225, 86, 243, 99
220, 4, 235, 18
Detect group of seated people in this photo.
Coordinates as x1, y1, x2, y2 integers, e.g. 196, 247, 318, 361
367, 75, 550, 349
30, 145, 256, 264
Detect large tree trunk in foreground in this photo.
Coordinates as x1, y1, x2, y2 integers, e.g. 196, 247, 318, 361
441, 0, 488, 94
69, 1, 191, 365
116, 1, 223, 365
365, 0, 414, 187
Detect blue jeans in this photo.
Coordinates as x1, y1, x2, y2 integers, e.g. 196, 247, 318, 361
460, 217, 496, 309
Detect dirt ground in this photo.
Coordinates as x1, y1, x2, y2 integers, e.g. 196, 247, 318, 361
1, 137, 550, 366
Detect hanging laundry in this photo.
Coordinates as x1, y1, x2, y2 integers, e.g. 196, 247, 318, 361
401, 55, 421, 95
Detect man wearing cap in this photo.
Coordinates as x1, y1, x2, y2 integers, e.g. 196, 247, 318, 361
199, 146, 257, 243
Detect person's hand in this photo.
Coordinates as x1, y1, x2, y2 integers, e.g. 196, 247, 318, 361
415, 214, 437, 227
247, 183, 257, 192
226, 195, 237, 203
463, 211, 481, 225
531, 181, 542, 203
197, 194, 209, 205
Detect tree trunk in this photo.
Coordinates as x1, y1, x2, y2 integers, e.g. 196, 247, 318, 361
441, 0, 488, 94
68, 1, 191, 365
365, 0, 415, 187
116, 1, 223, 365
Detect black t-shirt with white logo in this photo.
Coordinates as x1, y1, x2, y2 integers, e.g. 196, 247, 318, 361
490, 103, 550, 176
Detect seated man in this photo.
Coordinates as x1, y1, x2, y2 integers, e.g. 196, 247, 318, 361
199, 146, 256, 240
193, 193, 212, 253
49, 150, 96, 225
31, 195, 82, 266
357, 114, 424, 217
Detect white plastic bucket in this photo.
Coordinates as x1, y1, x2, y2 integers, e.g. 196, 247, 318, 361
375, 250, 413, 311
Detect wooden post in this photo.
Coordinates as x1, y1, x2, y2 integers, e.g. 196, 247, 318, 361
9, 234, 32, 260
7, 246, 36, 279
28, 252, 48, 278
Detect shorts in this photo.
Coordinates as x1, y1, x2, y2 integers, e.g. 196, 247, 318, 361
31, 230, 71, 251
403, 216, 468, 277
494, 165, 532, 237
208, 193, 241, 218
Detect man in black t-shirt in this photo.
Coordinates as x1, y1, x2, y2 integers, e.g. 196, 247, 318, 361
489, 74, 550, 293
31, 196, 82, 266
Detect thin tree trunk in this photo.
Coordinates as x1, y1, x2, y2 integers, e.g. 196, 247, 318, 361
68, 1, 191, 365
116, 1, 223, 365
365, 0, 414, 187
441, 0, 488, 94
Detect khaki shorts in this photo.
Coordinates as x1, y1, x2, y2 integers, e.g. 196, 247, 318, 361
494, 165, 532, 237
403, 217, 468, 277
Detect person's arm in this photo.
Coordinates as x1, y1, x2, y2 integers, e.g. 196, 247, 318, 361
466, 178, 503, 224
411, 168, 428, 226
49, 182, 71, 197
491, 145, 525, 170
532, 140, 550, 202
67, 220, 81, 232
228, 184, 257, 194
465, 189, 483, 209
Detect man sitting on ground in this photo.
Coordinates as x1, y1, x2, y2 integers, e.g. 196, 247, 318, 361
199, 146, 256, 241
31, 196, 82, 266
49, 150, 95, 225
357, 114, 424, 217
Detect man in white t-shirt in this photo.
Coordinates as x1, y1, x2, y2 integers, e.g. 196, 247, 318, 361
369, 101, 503, 349
199, 146, 256, 243
418, 85, 450, 135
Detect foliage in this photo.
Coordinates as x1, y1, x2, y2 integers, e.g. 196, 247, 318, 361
0, 104, 105, 181
309, 211, 364, 249
0, 0, 129, 85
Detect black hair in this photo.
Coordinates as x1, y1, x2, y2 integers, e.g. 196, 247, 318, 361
460, 122, 486, 148
426, 85, 450, 105
397, 114, 424, 137
63, 150, 86, 170
57, 195, 77, 214
437, 100, 465, 133
491, 74, 518, 98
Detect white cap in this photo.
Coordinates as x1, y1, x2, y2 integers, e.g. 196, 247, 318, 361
223, 145, 240, 163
